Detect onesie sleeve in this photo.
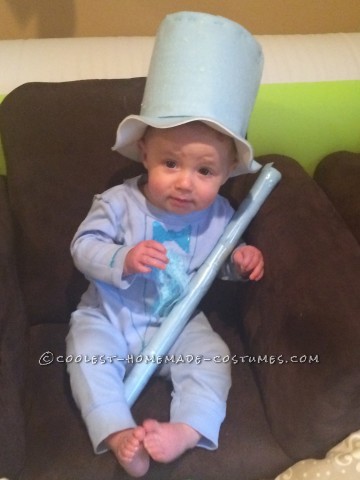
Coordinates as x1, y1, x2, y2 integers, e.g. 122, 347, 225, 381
70, 191, 133, 289
218, 242, 249, 282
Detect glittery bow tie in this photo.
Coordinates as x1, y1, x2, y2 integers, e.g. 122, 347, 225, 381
152, 221, 191, 253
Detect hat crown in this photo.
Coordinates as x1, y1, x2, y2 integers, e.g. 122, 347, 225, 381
112, 11, 264, 176
141, 11, 264, 138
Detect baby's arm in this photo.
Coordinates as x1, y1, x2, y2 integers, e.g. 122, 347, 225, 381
232, 245, 264, 281
71, 191, 169, 285
71, 193, 132, 286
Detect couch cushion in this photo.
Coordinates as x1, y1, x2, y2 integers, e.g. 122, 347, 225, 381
21, 292, 292, 480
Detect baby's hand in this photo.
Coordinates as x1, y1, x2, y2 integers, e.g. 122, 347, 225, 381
124, 240, 168, 276
232, 245, 264, 281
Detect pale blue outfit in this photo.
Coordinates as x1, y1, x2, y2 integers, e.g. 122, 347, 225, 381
66, 175, 240, 453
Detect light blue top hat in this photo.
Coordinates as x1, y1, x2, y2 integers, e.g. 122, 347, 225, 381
113, 11, 264, 176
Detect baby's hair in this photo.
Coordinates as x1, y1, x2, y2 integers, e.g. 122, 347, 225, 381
142, 121, 237, 165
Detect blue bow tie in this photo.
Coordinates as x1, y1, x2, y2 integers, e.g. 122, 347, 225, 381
152, 221, 191, 253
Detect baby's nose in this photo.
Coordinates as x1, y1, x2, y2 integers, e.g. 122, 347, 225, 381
176, 171, 193, 190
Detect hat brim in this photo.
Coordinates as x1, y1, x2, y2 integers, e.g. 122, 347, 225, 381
112, 115, 260, 177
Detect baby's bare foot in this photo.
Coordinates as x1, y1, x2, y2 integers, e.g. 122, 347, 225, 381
106, 426, 149, 477
143, 419, 200, 463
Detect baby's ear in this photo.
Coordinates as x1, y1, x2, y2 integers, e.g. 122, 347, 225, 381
222, 161, 236, 185
137, 139, 148, 167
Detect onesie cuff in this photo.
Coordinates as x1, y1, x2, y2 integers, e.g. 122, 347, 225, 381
171, 398, 226, 450
85, 401, 137, 454
109, 245, 136, 289
219, 248, 249, 282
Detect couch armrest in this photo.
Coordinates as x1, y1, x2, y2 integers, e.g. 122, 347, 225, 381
238, 155, 360, 460
0, 174, 27, 476
314, 151, 360, 244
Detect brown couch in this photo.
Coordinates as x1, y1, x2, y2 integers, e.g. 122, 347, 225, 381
0, 79, 359, 480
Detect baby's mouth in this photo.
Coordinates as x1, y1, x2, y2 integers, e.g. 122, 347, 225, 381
171, 196, 192, 203
169, 196, 194, 208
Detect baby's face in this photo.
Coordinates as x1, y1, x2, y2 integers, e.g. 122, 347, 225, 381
138, 123, 235, 215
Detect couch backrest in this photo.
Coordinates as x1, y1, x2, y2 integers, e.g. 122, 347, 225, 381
0, 79, 151, 324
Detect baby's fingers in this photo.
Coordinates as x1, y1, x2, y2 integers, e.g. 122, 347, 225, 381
248, 261, 264, 281
142, 250, 168, 271
144, 240, 167, 254
143, 242, 169, 270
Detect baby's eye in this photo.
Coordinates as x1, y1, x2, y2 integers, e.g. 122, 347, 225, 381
199, 167, 212, 176
165, 160, 177, 169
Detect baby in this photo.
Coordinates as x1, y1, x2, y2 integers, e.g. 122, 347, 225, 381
67, 10, 265, 478
67, 121, 264, 477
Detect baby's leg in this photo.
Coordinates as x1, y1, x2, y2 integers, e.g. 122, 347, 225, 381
163, 312, 232, 450
143, 419, 200, 463
106, 426, 150, 477
66, 307, 137, 453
